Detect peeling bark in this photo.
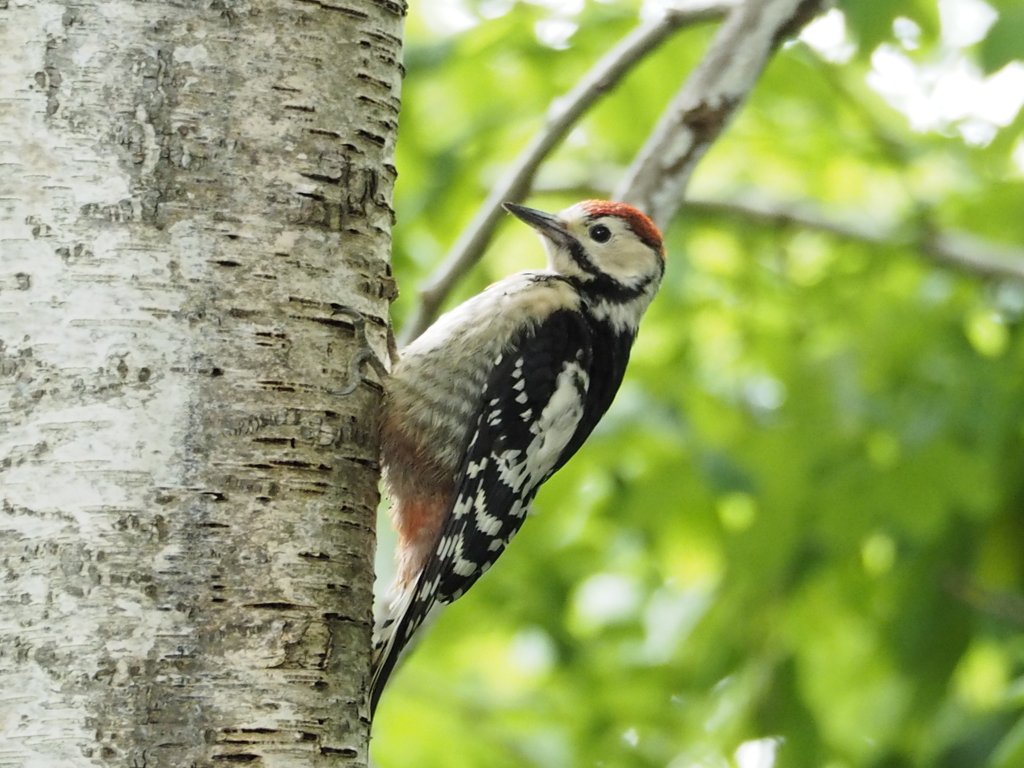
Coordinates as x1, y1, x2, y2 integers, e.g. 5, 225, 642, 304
0, 0, 403, 765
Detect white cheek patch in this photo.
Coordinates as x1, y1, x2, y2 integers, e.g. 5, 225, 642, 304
591, 234, 656, 285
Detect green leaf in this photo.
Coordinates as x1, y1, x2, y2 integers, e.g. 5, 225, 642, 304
989, 715, 1024, 768
839, 0, 918, 51
979, 8, 1024, 73
376, 1, 1024, 766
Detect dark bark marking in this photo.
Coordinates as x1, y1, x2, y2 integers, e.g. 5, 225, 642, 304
303, 315, 359, 331
299, 170, 342, 184
269, 459, 333, 472
355, 72, 391, 91
661, 97, 739, 181
307, 128, 342, 139
364, 30, 401, 46
252, 437, 296, 447
321, 746, 359, 757
211, 754, 260, 763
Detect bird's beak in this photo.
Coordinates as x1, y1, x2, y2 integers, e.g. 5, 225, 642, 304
504, 203, 571, 245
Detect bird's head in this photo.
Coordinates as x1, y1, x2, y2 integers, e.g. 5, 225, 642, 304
504, 200, 665, 300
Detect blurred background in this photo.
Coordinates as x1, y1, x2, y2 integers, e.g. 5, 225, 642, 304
372, 1, 1024, 766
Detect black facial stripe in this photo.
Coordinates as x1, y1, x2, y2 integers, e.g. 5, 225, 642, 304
568, 272, 653, 302
564, 241, 664, 301
565, 218, 665, 301
567, 238, 601, 276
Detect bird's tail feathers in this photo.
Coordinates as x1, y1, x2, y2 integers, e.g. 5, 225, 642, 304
369, 581, 414, 717
370, 577, 447, 718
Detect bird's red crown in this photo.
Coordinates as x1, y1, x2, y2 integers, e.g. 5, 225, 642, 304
580, 200, 665, 259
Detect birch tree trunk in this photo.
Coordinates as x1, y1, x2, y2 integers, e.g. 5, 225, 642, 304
0, 0, 403, 765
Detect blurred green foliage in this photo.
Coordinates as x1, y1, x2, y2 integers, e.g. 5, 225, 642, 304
373, 1, 1024, 766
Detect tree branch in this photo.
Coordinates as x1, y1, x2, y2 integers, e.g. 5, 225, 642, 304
398, 0, 738, 344
685, 196, 1024, 281
615, 0, 825, 227
924, 231, 1024, 282
685, 197, 891, 243
945, 572, 1024, 628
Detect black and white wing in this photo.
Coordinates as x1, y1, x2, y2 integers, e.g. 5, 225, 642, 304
370, 310, 600, 714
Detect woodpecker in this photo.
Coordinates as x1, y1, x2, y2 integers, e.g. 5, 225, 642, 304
371, 199, 665, 716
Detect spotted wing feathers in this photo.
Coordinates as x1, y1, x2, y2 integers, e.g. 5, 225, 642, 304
370, 311, 594, 715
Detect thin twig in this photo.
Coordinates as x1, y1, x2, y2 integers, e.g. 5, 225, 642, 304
685, 197, 892, 243
925, 231, 1024, 281
398, 0, 738, 344
615, 0, 826, 227
945, 572, 1024, 627
686, 196, 1024, 281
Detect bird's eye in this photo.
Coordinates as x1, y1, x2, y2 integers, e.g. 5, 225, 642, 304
589, 224, 611, 243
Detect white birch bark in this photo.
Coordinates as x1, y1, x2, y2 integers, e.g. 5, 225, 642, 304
0, 0, 403, 765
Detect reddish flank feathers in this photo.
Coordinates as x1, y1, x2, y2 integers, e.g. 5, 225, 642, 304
580, 200, 665, 259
